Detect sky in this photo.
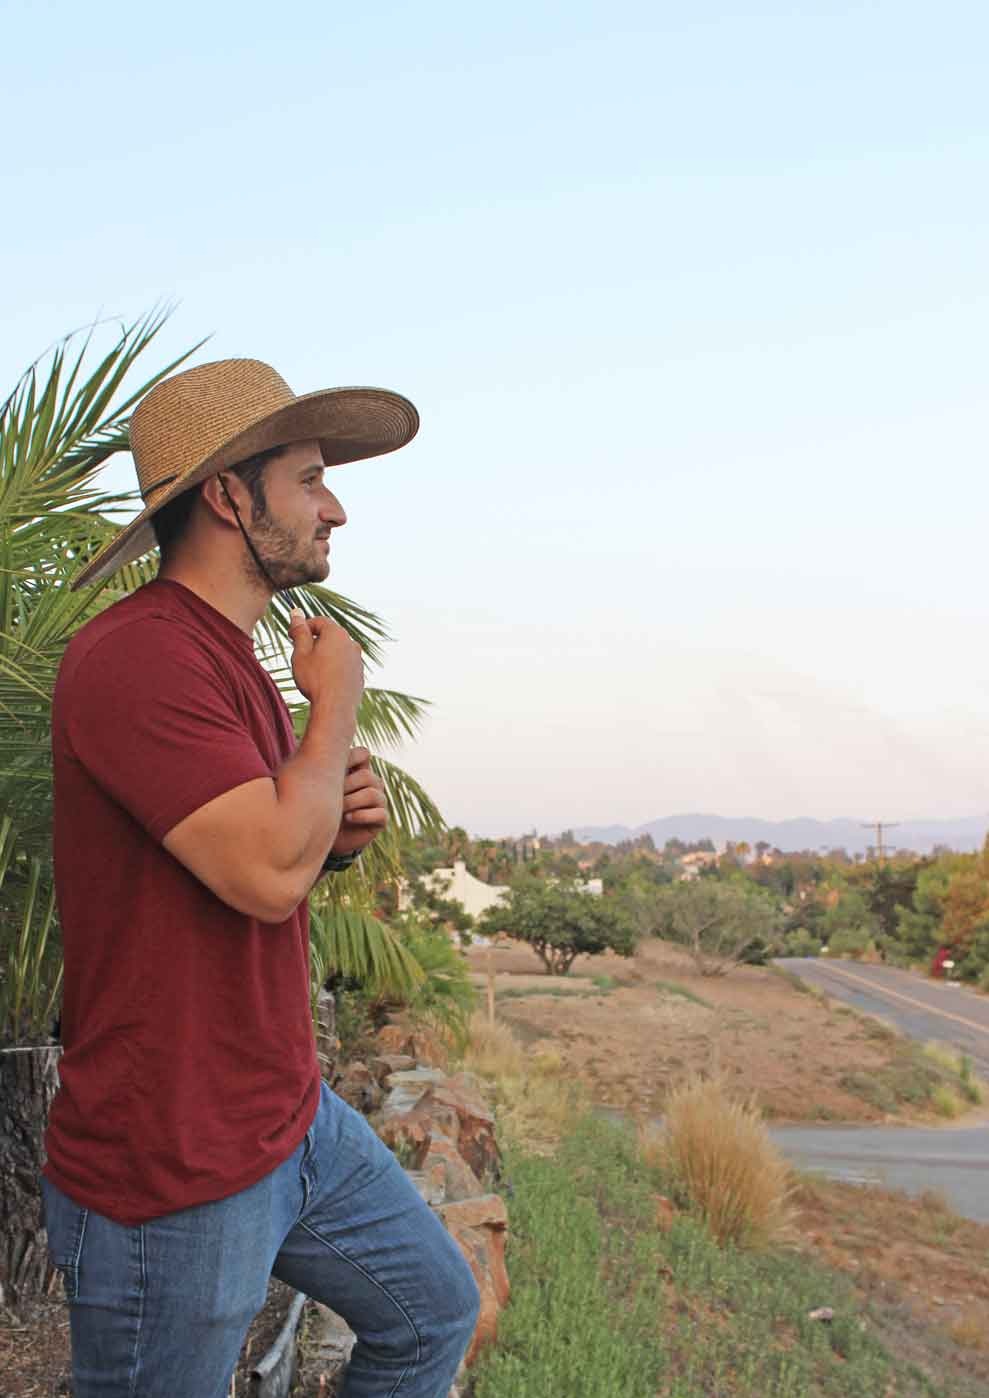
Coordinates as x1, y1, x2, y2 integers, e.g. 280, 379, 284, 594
4, 1, 989, 836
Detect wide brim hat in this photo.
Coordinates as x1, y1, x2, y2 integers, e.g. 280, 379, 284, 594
71, 357, 419, 588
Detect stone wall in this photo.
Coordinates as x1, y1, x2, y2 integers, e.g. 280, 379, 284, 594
305, 1022, 511, 1392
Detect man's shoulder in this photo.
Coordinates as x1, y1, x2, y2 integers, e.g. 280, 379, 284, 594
59, 584, 213, 692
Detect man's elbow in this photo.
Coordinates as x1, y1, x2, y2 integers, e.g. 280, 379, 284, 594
224, 870, 310, 924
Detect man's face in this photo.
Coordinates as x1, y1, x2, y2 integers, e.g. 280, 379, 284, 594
239, 439, 346, 590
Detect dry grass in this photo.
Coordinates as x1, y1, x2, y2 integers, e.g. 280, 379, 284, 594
458, 1011, 585, 1151
640, 1075, 796, 1249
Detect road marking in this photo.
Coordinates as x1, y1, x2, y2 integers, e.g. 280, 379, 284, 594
809, 961, 989, 1040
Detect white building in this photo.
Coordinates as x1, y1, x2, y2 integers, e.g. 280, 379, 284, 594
402, 859, 509, 920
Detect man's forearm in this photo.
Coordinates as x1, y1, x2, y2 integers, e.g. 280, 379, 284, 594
269, 696, 357, 891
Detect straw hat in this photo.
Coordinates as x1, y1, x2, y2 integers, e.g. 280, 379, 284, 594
71, 358, 419, 588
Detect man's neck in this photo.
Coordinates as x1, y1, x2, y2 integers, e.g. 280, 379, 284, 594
158, 559, 272, 636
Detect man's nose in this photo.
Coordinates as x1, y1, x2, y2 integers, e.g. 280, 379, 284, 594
320, 492, 347, 527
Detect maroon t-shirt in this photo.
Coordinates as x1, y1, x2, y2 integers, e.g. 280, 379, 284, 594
44, 579, 320, 1224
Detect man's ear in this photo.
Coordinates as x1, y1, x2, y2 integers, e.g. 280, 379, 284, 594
201, 473, 242, 527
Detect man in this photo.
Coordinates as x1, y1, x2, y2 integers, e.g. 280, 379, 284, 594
42, 359, 480, 1398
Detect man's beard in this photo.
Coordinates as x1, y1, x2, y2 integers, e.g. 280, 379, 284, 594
241, 513, 328, 591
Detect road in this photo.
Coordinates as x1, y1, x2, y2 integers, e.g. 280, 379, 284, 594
771, 958, 989, 1221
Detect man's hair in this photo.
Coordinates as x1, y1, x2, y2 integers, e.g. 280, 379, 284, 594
151, 445, 286, 560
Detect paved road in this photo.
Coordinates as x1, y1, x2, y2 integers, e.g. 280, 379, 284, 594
777, 956, 989, 1078
771, 958, 989, 1221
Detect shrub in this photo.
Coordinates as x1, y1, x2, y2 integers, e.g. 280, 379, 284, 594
395, 916, 477, 1048
641, 1076, 794, 1248
783, 927, 821, 957
826, 926, 874, 959
931, 1085, 963, 1118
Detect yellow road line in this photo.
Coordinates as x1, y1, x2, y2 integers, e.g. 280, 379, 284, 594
813, 961, 989, 1039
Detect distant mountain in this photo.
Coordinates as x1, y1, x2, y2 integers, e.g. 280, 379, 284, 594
570, 813, 989, 856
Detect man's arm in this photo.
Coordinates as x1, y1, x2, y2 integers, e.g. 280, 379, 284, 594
163, 611, 366, 922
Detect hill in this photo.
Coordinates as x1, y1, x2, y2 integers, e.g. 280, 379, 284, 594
571, 813, 988, 856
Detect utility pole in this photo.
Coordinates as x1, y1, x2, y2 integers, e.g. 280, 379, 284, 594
861, 821, 899, 863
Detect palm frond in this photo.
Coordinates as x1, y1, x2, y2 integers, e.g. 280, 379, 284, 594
307, 901, 424, 1005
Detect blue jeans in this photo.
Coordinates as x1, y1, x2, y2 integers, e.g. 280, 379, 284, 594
42, 1082, 480, 1398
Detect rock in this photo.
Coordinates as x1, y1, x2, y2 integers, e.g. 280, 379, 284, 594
368, 1053, 416, 1084
333, 1062, 383, 1115
420, 1134, 484, 1202
375, 1081, 500, 1184
404, 1169, 447, 1207
377, 1080, 434, 1121
437, 1195, 508, 1232
299, 1302, 356, 1389
385, 1067, 449, 1090
404, 1029, 451, 1069
807, 1307, 834, 1323
375, 1024, 414, 1055
426, 1081, 501, 1184
315, 989, 338, 1082
439, 1199, 510, 1365
372, 1023, 451, 1068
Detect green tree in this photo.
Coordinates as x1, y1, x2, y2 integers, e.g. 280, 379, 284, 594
653, 879, 784, 976
820, 887, 878, 950
477, 876, 637, 975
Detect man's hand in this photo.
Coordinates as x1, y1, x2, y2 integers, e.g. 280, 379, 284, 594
289, 608, 365, 716
331, 746, 388, 856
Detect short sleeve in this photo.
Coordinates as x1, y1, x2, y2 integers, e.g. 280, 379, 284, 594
65, 618, 273, 841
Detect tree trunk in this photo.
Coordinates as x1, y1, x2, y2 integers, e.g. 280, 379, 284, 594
0, 1042, 61, 1312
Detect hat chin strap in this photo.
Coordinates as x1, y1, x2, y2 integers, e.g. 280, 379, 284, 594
217, 474, 281, 593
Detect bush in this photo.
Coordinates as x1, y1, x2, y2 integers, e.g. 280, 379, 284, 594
783, 927, 822, 957
955, 919, 989, 984
826, 926, 874, 959
395, 916, 477, 1048
641, 1076, 794, 1249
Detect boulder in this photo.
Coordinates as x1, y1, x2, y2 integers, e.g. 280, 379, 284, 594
333, 1062, 383, 1115
426, 1080, 501, 1184
437, 1195, 510, 1364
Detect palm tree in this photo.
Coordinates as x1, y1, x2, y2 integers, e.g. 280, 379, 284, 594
0, 310, 440, 1310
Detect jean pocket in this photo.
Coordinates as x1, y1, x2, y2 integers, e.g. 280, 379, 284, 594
41, 1177, 89, 1300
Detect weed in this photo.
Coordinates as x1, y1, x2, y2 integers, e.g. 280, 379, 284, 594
959, 1054, 985, 1104
457, 1012, 584, 1152
931, 1085, 963, 1118
859, 1017, 897, 1043
655, 979, 713, 1009
591, 974, 618, 992
949, 1311, 986, 1350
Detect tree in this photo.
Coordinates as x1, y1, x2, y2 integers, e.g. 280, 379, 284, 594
477, 877, 637, 975
0, 314, 441, 1311
653, 879, 784, 976
820, 888, 878, 950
